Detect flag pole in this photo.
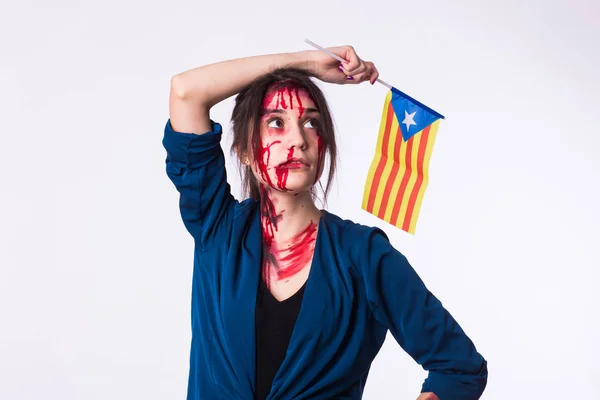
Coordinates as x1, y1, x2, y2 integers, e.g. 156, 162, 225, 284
304, 39, 393, 90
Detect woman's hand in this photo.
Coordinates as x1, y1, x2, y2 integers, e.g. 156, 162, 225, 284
304, 45, 379, 85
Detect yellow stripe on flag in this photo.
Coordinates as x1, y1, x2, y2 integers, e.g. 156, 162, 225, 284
362, 92, 393, 211
371, 113, 399, 217
406, 119, 439, 233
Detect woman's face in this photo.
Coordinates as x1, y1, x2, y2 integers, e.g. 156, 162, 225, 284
250, 84, 325, 194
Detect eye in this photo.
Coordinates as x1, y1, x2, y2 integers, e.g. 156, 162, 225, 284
267, 118, 284, 129
304, 119, 319, 129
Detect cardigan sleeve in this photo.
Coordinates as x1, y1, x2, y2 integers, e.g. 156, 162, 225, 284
162, 119, 236, 249
359, 228, 488, 400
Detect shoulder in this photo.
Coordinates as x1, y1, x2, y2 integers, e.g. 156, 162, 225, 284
322, 211, 395, 258
322, 210, 383, 237
323, 212, 413, 282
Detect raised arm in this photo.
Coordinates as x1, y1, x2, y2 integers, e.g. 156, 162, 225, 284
169, 45, 381, 134
164, 46, 379, 246
358, 229, 488, 400
164, 51, 317, 246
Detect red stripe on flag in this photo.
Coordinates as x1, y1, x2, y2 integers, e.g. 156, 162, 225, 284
376, 124, 402, 220
402, 126, 431, 231
389, 135, 413, 226
366, 101, 395, 213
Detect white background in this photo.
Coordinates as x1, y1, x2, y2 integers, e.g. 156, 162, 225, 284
1, 0, 599, 399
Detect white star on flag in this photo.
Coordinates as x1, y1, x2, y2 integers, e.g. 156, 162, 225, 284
403, 110, 417, 132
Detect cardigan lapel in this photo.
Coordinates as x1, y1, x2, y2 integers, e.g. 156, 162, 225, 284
220, 206, 262, 397
266, 212, 336, 399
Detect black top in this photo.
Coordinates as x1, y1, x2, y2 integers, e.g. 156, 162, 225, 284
255, 276, 306, 400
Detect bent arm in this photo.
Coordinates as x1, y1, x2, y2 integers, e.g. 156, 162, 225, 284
359, 229, 488, 400
164, 50, 318, 246
169, 50, 316, 135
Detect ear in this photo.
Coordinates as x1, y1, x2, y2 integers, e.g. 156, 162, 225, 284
239, 150, 251, 166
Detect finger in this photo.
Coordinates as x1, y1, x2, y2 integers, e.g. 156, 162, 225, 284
370, 70, 380, 85
352, 70, 372, 83
369, 70, 379, 85
338, 58, 365, 75
340, 45, 361, 72
343, 72, 370, 85
347, 63, 374, 84
343, 75, 360, 84
366, 63, 379, 84
341, 63, 374, 85
343, 60, 367, 77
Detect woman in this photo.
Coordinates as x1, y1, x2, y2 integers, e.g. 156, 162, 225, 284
163, 45, 488, 400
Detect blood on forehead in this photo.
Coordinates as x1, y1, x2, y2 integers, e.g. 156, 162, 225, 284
262, 82, 316, 119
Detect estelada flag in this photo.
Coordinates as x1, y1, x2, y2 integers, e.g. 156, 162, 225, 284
362, 87, 444, 234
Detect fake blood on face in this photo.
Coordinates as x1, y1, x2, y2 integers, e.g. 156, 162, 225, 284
294, 87, 305, 119
272, 147, 295, 191
262, 84, 308, 119
260, 83, 320, 190
256, 140, 280, 187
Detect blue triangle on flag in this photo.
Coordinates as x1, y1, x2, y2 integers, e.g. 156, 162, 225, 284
390, 87, 444, 141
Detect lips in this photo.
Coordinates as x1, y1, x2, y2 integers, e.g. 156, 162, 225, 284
278, 158, 308, 168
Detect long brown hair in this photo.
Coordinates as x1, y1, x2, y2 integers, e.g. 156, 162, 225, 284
230, 68, 337, 205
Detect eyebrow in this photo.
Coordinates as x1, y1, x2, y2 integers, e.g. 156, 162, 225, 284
261, 107, 320, 116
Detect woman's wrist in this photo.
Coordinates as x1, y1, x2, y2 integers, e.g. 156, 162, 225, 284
285, 50, 318, 75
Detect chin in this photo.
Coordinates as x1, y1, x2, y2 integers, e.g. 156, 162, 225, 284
274, 175, 316, 194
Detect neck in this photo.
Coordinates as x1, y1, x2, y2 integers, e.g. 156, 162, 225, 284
259, 184, 322, 287
259, 185, 321, 243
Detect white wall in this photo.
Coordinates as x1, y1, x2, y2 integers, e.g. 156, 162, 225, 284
1, 0, 599, 399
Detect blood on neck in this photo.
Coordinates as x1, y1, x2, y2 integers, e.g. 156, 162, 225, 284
258, 184, 318, 288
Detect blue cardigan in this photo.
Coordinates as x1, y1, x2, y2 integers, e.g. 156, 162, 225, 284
162, 119, 488, 400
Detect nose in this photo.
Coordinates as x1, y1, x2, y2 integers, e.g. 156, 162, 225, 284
286, 121, 308, 150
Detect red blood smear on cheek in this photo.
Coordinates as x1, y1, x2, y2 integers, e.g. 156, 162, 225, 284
274, 147, 295, 190
277, 221, 318, 280
274, 166, 288, 190
257, 140, 280, 186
